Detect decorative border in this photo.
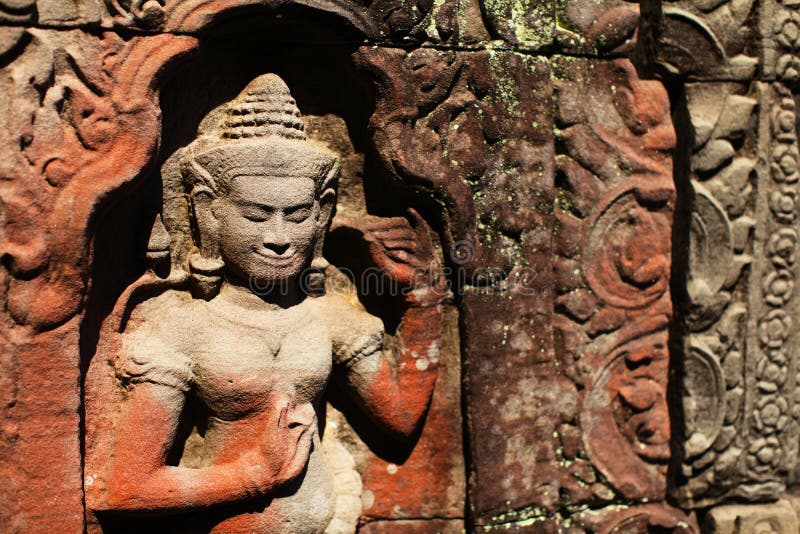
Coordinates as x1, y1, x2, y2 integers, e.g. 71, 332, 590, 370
747, 82, 800, 483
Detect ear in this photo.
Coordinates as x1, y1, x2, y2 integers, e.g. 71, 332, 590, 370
318, 188, 336, 226
190, 187, 220, 259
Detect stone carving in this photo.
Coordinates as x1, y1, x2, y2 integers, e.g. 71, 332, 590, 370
704, 500, 799, 534
555, 0, 640, 55
673, 82, 757, 507
552, 56, 676, 509
745, 81, 800, 488
8, 0, 800, 531
356, 46, 557, 526
762, 0, 800, 81
84, 74, 443, 532
543, 55, 687, 533
0, 27, 198, 532
644, 0, 757, 80
0, 28, 196, 331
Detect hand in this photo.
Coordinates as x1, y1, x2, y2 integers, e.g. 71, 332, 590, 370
241, 398, 316, 495
361, 209, 438, 288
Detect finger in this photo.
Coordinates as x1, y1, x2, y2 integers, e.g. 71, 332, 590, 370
406, 208, 435, 254
385, 249, 412, 264
287, 432, 314, 477
288, 424, 314, 462
406, 208, 427, 230
277, 405, 289, 429
379, 239, 417, 251
371, 228, 416, 241
385, 249, 425, 268
365, 217, 411, 232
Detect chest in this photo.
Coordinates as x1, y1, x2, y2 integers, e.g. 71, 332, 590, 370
190, 320, 333, 418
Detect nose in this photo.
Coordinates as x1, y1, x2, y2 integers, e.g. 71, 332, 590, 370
262, 217, 291, 256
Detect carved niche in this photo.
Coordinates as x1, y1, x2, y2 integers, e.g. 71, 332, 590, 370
84, 73, 451, 532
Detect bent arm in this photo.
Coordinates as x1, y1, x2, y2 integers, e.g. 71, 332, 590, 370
337, 303, 443, 440
96, 383, 267, 514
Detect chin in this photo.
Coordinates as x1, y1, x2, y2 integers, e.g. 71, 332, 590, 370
245, 262, 305, 292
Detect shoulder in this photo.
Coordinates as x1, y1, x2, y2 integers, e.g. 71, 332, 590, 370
116, 290, 202, 391
313, 293, 384, 335
312, 293, 385, 366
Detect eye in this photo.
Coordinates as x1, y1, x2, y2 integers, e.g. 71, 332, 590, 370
285, 206, 312, 223
242, 211, 268, 222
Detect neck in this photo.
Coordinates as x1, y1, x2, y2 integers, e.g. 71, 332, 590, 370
220, 275, 305, 309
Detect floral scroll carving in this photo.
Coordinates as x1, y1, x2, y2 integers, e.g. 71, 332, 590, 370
552, 56, 679, 510
0, 29, 196, 330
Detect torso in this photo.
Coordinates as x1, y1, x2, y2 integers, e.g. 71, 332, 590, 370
144, 289, 340, 533
120, 285, 383, 533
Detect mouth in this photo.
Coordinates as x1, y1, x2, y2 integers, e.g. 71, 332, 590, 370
252, 249, 297, 266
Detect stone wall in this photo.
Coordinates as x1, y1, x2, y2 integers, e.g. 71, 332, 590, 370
0, 0, 797, 532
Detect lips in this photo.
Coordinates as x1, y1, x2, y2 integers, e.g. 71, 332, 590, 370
252, 249, 297, 266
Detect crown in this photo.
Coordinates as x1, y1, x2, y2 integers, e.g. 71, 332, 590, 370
181, 74, 339, 192
221, 73, 306, 140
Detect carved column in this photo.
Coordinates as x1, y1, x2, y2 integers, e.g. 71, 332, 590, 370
649, 0, 800, 527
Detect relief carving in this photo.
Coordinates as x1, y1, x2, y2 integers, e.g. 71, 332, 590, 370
762, 0, 800, 81
645, 0, 758, 80
84, 74, 444, 532
670, 74, 800, 512
745, 81, 800, 489
552, 56, 681, 517
674, 82, 756, 507
5, 0, 799, 530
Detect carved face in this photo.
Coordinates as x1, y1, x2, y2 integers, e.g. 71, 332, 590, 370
213, 175, 319, 286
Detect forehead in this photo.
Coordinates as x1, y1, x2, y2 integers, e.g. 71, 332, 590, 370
228, 176, 315, 206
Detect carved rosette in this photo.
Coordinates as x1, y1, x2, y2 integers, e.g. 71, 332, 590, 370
642, 0, 757, 80
763, 0, 800, 82
745, 81, 800, 488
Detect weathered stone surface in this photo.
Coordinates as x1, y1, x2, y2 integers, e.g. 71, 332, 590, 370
359, 519, 465, 533
555, 0, 640, 55
0, 26, 192, 533
552, 56, 676, 506
0, 320, 84, 532
705, 500, 799, 534
0, 0, 35, 24
761, 0, 800, 82
644, 0, 800, 510
333, 305, 465, 522
644, 0, 758, 80
670, 80, 800, 509
671, 80, 758, 507
81, 73, 451, 533
354, 47, 555, 524
8, 0, 800, 530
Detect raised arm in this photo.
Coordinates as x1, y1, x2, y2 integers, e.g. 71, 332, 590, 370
333, 210, 445, 440
337, 304, 443, 440
92, 380, 314, 514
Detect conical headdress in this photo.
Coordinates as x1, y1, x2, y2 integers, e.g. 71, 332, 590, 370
180, 73, 340, 195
